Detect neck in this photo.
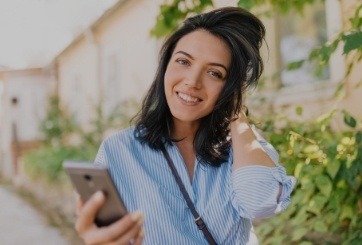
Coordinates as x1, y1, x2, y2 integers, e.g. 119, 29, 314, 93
171, 118, 198, 181
171, 118, 199, 143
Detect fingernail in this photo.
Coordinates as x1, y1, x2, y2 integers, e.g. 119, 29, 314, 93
94, 191, 104, 201
137, 215, 144, 226
131, 211, 143, 222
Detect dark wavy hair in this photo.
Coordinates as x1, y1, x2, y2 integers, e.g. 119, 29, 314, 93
134, 7, 265, 166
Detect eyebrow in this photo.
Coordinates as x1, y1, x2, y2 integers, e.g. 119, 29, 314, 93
174, 50, 228, 72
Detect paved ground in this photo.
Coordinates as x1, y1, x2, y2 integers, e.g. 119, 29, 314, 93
0, 185, 71, 245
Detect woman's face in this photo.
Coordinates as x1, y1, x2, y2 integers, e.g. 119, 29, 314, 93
164, 30, 231, 126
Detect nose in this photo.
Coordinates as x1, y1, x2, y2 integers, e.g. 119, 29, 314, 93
184, 67, 202, 89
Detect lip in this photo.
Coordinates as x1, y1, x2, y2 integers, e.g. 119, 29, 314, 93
176, 91, 202, 105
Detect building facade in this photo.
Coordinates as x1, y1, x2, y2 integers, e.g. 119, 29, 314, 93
0, 68, 55, 178
1, 0, 360, 179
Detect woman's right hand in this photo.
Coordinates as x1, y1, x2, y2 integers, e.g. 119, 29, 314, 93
75, 191, 144, 245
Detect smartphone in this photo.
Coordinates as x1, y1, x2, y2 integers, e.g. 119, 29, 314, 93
63, 161, 128, 227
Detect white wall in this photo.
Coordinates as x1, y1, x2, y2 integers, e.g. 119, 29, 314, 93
57, 39, 100, 128
56, 0, 163, 128
56, 0, 360, 129
98, 0, 161, 116
0, 70, 54, 177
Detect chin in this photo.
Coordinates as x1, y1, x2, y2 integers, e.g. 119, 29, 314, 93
171, 111, 205, 124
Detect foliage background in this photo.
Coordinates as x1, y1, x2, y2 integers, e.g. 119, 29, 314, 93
22, 0, 362, 244
150, 0, 362, 243
23, 96, 137, 183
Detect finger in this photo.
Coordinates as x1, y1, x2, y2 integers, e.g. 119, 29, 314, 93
83, 211, 143, 245
114, 222, 143, 245
104, 211, 143, 241
76, 191, 105, 233
133, 227, 144, 245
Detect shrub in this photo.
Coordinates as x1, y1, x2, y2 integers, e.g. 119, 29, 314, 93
22, 95, 137, 183
255, 109, 362, 244
22, 145, 97, 183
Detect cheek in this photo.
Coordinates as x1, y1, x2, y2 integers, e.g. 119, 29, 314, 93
164, 70, 172, 94
164, 73, 177, 106
208, 83, 225, 103
164, 67, 175, 90
164, 68, 183, 98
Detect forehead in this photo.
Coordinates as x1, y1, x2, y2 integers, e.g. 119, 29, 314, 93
173, 30, 231, 67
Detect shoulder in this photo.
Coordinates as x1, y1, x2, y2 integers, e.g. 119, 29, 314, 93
97, 126, 161, 171
96, 126, 150, 164
100, 126, 141, 152
104, 126, 135, 143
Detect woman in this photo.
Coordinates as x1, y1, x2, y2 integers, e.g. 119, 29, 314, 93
75, 7, 295, 245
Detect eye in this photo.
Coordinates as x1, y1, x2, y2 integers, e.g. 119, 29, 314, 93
176, 58, 190, 66
208, 70, 223, 79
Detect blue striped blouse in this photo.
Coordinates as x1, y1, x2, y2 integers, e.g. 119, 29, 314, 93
95, 126, 296, 244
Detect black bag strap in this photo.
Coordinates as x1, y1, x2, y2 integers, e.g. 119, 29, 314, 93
160, 145, 218, 245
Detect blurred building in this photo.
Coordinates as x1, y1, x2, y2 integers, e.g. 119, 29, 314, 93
53, 0, 162, 130
54, 0, 361, 128
0, 68, 55, 178
0, 0, 360, 179
250, 0, 361, 126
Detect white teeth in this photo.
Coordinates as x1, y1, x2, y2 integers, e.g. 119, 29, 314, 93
178, 92, 200, 103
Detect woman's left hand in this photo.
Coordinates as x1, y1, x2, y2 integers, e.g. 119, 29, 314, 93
230, 108, 275, 169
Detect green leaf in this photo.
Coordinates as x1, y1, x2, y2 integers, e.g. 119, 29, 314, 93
350, 5, 362, 29
200, 0, 213, 6
287, 60, 305, 71
343, 110, 357, 128
342, 31, 362, 54
309, 39, 339, 66
292, 192, 305, 205
307, 194, 328, 215
291, 207, 308, 226
326, 160, 341, 179
299, 242, 313, 245
337, 180, 347, 189
315, 175, 333, 198
296, 106, 303, 116
313, 166, 325, 177
294, 162, 304, 178
317, 109, 337, 125
356, 131, 362, 144
334, 80, 346, 99
324, 212, 339, 226
303, 144, 319, 153
237, 0, 253, 10
313, 220, 328, 232
339, 205, 354, 221
292, 227, 308, 241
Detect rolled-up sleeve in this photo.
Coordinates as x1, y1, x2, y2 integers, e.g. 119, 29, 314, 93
230, 126, 296, 219
231, 165, 296, 219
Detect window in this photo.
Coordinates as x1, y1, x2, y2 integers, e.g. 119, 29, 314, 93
279, 2, 329, 86
254, 0, 345, 108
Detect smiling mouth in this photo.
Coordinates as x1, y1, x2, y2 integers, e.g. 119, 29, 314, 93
177, 92, 201, 104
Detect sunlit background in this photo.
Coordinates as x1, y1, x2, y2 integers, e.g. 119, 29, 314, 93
0, 0, 361, 244
0, 0, 118, 69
